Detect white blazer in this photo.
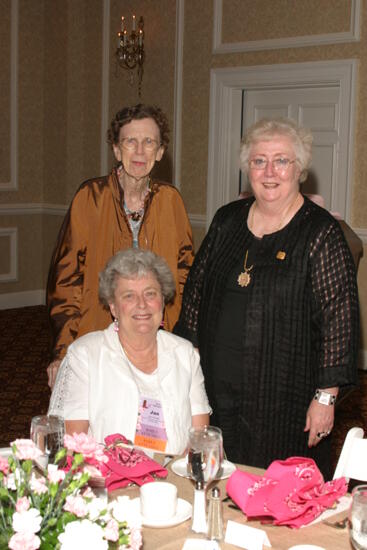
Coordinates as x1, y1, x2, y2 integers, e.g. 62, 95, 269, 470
49, 324, 211, 454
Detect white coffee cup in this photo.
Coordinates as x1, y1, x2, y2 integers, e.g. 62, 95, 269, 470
140, 481, 178, 521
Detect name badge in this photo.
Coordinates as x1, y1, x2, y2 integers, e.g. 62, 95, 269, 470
134, 396, 168, 452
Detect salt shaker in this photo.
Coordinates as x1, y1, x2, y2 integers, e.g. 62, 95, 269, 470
207, 486, 223, 541
191, 480, 207, 533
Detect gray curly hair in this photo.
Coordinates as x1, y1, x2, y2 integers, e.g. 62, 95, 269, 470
240, 118, 313, 183
99, 248, 176, 306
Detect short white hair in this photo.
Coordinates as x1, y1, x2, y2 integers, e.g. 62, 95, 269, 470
99, 248, 176, 306
240, 118, 313, 183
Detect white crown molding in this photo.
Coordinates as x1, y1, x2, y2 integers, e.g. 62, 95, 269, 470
359, 349, 367, 371
0, 203, 68, 216
100, 0, 110, 176
173, 0, 184, 190
0, 0, 18, 191
0, 227, 18, 282
213, 0, 361, 54
354, 228, 367, 245
189, 213, 206, 228
0, 289, 46, 310
1, 203, 366, 243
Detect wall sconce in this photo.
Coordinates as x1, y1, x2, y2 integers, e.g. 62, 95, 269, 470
116, 15, 145, 97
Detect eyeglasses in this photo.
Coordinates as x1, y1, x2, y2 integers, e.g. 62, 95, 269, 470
249, 156, 297, 173
119, 137, 161, 152
120, 288, 162, 305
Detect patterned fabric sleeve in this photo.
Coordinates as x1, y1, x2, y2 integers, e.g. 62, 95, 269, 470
174, 208, 224, 346
48, 346, 89, 420
309, 220, 359, 388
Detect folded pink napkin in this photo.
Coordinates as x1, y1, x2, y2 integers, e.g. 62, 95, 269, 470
226, 456, 347, 528
98, 434, 168, 492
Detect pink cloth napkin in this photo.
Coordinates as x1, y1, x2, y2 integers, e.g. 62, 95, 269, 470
98, 434, 168, 492
226, 456, 348, 528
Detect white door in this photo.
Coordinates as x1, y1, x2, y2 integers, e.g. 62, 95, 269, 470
240, 86, 340, 212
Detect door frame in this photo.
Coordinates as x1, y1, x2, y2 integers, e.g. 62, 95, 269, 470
206, 59, 357, 228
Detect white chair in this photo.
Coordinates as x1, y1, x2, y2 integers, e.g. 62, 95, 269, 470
333, 427, 367, 482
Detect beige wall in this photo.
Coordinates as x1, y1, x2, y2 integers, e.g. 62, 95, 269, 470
0, 0, 366, 357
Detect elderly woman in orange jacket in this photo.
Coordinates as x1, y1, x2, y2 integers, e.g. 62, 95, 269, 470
47, 104, 194, 388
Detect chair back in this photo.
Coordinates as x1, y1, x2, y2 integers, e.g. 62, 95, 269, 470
333, 427, 367, 482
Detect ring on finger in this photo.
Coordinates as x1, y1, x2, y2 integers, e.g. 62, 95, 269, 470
317, 431, 327, 438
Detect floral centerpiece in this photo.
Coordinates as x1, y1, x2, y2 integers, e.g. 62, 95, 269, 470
0, 434, 142, 550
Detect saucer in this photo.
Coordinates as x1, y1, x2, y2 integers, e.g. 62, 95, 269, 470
131, 497, 192, 528
171, 457, 236, 480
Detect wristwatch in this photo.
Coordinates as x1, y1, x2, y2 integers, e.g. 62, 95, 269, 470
314, 389, 336, 406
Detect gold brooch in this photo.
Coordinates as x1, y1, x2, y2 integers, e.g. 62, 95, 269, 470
276, 251, 286, 260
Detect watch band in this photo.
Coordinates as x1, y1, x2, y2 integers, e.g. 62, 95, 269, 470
314, 389, 336, 406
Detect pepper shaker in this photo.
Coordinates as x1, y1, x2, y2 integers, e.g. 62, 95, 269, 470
207, 486, 223, 541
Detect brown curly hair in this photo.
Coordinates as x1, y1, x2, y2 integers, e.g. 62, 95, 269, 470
107, 104, 169, 149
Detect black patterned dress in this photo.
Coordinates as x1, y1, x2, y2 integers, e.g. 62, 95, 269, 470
174, 196, 359, 479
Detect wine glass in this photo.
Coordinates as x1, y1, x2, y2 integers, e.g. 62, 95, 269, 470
30, 415, 65, 470
349, 484, 367, 549
188, 425, 222, 483
187, 425, 222, 534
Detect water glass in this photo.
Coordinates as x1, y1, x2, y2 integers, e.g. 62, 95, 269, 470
187, 425, 222, 484
30, 415, 65, 469
350, 484, 367, 549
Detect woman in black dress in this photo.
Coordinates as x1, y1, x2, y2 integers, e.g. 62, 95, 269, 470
174, 118, 359, 479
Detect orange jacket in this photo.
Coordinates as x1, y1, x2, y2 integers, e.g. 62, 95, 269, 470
47, 170, 194, 360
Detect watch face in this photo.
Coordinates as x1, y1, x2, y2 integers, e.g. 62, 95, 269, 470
319, 392, 331, 405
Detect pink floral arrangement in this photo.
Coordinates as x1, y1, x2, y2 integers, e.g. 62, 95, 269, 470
0, 434, 142, 550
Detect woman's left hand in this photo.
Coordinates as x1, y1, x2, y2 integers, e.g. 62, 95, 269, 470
304, 399, 335, 447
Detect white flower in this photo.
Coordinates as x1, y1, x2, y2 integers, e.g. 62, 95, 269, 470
7, 469, 23, 490
12, 508, 42, 534
58, 519, 108, 550
87, 496, 108, 521
110, 496, 142, 529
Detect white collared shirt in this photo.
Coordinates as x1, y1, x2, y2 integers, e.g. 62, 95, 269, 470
49, 324, 211, 454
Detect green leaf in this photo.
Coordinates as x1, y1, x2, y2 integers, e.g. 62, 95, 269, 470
55, 448, 67, 463
22, 459, 33, 474
72, 453, 84, 467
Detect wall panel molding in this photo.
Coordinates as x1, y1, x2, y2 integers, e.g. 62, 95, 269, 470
0, 227, 18, 282
1, 204, 366, 242
213, 0, 361, 54
0, 0, 18, 190
0, 289, 45, 310
0, 203, 67, 216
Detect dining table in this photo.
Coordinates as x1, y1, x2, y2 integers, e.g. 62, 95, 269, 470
112, 458, 352, 550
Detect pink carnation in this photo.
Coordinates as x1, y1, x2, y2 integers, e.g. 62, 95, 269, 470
8, 532, 40, 550
47, 464, 65, 484
63, 433, 108, 462
30, 474, 48, 495
104, 518, 119, 542
11, 439, 43, 461
16, 497, 30, 513
0, 455, 9, 474
129, 526, 143, 550
64, 494, 88, 517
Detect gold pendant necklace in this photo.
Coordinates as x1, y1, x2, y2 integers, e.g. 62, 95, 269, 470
237, 250, 253, 287
237, 193, 301, 288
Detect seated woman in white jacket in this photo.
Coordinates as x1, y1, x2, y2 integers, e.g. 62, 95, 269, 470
49, 248, 211, 455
